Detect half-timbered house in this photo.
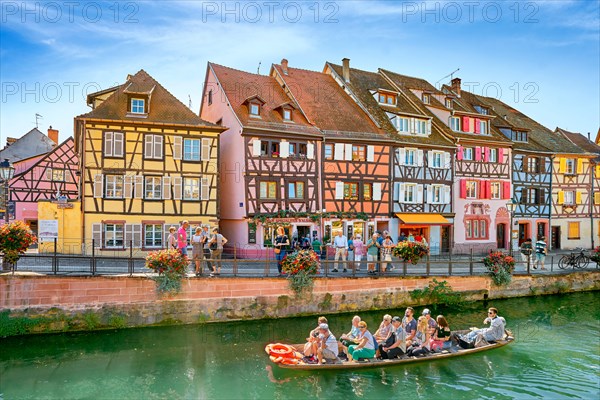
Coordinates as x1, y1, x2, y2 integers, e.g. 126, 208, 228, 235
270, 60, 393, 243
75, 70, 224, 255
8, 137, 79, 232
200, 62, 322, 257
323, 60, 455, 254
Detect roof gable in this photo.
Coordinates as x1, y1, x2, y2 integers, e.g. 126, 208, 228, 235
0, 128, 56, 162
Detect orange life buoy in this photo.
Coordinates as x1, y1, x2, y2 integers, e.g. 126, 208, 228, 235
267, 343, 295, 358
279, 357, 299, 365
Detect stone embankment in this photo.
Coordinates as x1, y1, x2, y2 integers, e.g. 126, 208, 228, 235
1, 272, 599, 337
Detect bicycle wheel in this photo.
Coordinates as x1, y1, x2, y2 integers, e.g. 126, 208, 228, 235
576, 255, 590, 269
558, 256, 569, 269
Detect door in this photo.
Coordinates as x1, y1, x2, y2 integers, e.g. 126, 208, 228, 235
297, 226, 310, 241
518, 223, 529, 245
551, 226, 561, 250
441, 226, 450, 253
496, 223, 506, 249
537, 222, 546, 241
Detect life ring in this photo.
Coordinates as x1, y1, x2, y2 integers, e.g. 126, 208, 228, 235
269, 355, 300, 365
266, 343, 295, 358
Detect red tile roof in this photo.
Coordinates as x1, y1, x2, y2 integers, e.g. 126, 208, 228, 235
555, 128, 600, 155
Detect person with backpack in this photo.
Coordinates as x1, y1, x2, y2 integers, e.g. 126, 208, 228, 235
208, 228, 227, 276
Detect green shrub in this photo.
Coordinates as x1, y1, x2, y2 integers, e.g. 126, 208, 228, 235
410, 279, 465, 308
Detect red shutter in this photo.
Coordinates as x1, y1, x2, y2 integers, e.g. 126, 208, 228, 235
475, 147, 482, 161
483, 147, 490, 162
486, 181, 492, 199
502, 181, 511, 199
498, 148, 505, 163
478, 181, 485, 199
457, 145, 463, 161
460, 179, 467, 199
462, 116, 470, 132
474, 118, 480, 134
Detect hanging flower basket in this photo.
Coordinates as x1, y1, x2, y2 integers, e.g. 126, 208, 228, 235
482, 251, 515, 286
392, 241, 429, 264
145, 249, 189, 295
0, 221, 37, 270
281, 250, 320, 297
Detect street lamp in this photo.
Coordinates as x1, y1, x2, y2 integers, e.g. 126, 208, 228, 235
0, 159, 15, 224
505, 198, 516, 256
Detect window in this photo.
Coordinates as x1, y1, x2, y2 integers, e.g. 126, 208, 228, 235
565, 158, 576, 174
466, 181, 477, 199
288, 182, 304, 199
445, 98, 453, 109
208, 90, 213, 105
344, 182, 359, 200
145, 177, 161, 199
526, 157, 539, 173
183, 139, 201, 161
144, 224, 163, 248
378, 92, 396, 105
414, 120, 427, 135
431, 185, 443, 203
104, 132, 124, 157
431, 151, 443, 168
479, 120, 488, 134
104, 224, 124, 248
352, 145, 366, 161
463, 147, 474, 160
404, 184, 416, 203
422, 94, 430, 104
450, 117, 461, 132
283, 108, 292, 121
563, 191, 575, 205
183, 177, 199, 200
466, 219, 488, 239
105, 175, 124, 199
249, 103, 260, 116
260, 140, 280, 157
525, 188, 538, 204
405, 149, 417, 166
491, 182, 501, 199
131, 98, 145, 114
396, 117, 409, 133
324, 144, 333, 160
260, 181, 277, 199
489, 148, 498, 163
568, 222, 580, 240
51, 169, 65, 181
363, 183, 372, 201
144, 135, 163, 159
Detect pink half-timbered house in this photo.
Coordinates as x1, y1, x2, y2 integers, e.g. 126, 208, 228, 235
8, 137, 79, 234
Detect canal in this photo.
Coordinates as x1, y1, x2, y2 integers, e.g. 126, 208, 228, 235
1, 291, 599, 399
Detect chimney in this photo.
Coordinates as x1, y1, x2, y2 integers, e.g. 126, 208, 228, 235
47, 126, 59, 144
451, 77, 461, 97
342, 58, 350, 83
281, 58, 288, 75
5, 137, 17, 147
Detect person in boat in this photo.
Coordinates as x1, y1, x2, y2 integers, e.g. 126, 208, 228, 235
402, 307, 418, 346
303, 316, 328, 356
379, 316, 407, 359
430, 315, 452, 351
464, 307, 506, 343
315, 323, 341, 365
422, 308, 438, 335
406, 316, 432, 357
340, 315, 361, 350
374, 314, 393, 342
348, 321, 376, 361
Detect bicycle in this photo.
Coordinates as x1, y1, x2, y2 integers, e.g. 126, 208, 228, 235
558, 248, 590, 269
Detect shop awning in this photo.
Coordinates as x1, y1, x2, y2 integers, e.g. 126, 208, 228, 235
396, 213, 450, 225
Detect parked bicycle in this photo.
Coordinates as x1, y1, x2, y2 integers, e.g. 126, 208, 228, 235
558, 248, 590, 269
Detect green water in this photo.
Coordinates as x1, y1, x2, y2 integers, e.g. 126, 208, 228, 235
1, 292, 599, 400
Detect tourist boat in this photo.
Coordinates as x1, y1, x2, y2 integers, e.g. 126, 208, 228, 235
266, 330, 514, 370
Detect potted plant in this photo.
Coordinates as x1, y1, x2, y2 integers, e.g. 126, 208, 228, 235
0, 221, 37, 271
482, 251, 515, 286
145, 249, 189, 295
281, 250, 320, 297
590, 247, 600, 265
392, 241, 429, 264
271, 152, 279, 158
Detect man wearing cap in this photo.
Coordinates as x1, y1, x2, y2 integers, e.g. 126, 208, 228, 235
379, 316, 407, 359
315, 323, 340, 364
422, 308, 438, 335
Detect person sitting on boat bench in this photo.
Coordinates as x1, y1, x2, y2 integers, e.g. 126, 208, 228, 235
315, 323, 340, 365
464, 307, 506, 343
303, 316, 328, 356
379, 316, 407, 359
348, 321, 376, 361
402, 307, 418, 346
422, 308, 438, 336
340, 315, 361, 351
374, 314, 393, 342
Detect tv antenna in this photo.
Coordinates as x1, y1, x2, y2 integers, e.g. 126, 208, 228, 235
188, 95, 192, 109
257, 61, 261, 74
434, 68, 461, 87
35, 113, 43, 128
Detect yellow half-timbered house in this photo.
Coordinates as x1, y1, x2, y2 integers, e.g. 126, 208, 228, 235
75, 70, 225, 254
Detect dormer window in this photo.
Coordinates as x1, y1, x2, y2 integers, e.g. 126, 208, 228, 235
445, 98, 453, 109
249, 103, 260, 117
131, 98, 145, 114
378, 92, 397, 105
422, 94, 430, 104
283, 108, 292, 121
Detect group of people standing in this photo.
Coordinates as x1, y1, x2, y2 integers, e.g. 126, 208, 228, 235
302, 307, 506, 365
519, 235, 548, 270
167, 220, 228, 277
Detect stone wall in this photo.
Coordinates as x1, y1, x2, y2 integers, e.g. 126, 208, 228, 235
1, 272, 599, 337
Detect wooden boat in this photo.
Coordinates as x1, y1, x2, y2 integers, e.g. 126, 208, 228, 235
267, 330, 514, 370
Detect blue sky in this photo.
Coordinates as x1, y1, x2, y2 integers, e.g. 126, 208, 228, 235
1, 0, 598, 143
